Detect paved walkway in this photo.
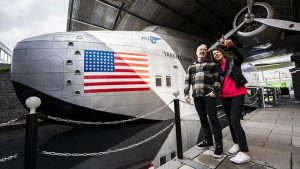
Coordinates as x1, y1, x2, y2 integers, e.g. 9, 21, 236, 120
159, 100, 300, 169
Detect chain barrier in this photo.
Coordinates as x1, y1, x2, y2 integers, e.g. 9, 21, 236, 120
0, 116, 24, 128
0, 153, 20, 163
0, 117, 24, 163
41, 122, 175, 157
38, 101, 173, 125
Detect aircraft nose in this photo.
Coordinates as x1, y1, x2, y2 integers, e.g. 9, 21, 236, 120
11, 32, 73, 89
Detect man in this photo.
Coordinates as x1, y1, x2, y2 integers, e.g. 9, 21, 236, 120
184, 44, 223, 158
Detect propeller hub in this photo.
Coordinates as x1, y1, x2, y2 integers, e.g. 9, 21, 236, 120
244, 13, 255, 23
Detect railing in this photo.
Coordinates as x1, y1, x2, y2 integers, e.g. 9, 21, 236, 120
245, 87, 265, 108
0, 97, 178, 169
263, 87, 278, 106
245, 86, 282, 108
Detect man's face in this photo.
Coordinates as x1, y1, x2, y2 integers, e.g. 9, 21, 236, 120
196, 45, 207, 59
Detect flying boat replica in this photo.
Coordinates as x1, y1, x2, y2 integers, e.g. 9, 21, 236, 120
12, 27, 199, 122
11, 0, 300, 122
8, 1, 300, 168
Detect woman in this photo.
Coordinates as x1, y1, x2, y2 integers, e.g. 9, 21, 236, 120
211, 39, 251, 164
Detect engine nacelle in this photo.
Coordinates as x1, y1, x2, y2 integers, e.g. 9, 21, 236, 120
233, 2, 282, 48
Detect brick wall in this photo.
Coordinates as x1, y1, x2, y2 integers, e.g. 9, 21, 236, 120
0, 72, 27, 123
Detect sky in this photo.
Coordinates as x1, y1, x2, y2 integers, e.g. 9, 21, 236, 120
0, 0, 69, 50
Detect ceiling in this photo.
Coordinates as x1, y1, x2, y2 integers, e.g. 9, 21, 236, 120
67, 0, 300, 51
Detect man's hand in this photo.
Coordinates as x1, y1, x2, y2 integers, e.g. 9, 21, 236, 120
185, 95, 191, 103
208, 92, 216, 97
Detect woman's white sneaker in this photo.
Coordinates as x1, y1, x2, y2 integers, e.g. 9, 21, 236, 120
230, 152, 251, 164
228, 144, 239, 154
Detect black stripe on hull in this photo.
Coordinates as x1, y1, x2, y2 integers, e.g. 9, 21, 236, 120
12, 81, 157, 124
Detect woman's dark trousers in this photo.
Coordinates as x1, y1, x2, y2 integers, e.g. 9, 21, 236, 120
222, 95, 249, 152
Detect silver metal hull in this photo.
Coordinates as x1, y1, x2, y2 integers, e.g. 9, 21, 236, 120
11, 30, 199, 121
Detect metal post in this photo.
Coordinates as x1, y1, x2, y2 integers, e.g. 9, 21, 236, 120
267, 89, 270, 103
174, 99, 183, 159
273, 87, 277, 105
24, 97, 41, 169
258, 87, 265, 108
25, 113, 38, 169
258, 88, 262, 108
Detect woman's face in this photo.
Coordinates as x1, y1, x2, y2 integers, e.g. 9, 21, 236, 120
212, 50, 224, 61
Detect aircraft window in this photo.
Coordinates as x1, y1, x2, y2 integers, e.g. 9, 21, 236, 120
159, 156, 167, 166
75, 51, 81, 55
166, 76, 171, 87
75, 90, 81, 95
68, 42, 74, 46
156, 75, 162, 86
66, 60, 73, 65
74, 70, 81, 75
76, 35, 83, 39
171, 152, 176, 159
66, 80, 72, 85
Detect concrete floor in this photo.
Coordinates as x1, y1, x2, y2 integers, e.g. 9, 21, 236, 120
159, 99, 300, 169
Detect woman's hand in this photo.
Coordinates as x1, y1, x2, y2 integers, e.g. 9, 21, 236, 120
223, 39, 234, 47
220, 36, 234, 48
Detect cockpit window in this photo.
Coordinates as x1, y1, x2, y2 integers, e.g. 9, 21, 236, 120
155, 75, 162, 86
166, 76, 171, 86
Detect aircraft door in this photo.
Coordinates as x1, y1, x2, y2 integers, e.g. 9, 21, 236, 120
44, 55, 64, 91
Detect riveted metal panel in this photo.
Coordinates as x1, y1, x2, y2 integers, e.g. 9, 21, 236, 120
44, 55, 64, 91
12, 49, 26, 62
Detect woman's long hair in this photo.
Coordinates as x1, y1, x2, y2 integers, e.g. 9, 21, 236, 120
210, 46, 232, 63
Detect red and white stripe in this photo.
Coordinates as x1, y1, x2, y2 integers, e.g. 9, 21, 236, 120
84, 52, 149, 93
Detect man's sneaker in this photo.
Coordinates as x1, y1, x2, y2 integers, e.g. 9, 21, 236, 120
228, 144, 239, 154
196, 140, 213, 150
230, 152, 251, 164
213, 146, 223, 158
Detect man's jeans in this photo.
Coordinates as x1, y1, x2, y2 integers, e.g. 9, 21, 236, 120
194, 96, 223, 147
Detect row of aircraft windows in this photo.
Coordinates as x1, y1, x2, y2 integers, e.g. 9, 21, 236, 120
0, 49, 12, 63
155, 75, 171, 87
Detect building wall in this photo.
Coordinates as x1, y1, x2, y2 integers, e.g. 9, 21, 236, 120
0, 41, 12, 64
0, 72, 27, 123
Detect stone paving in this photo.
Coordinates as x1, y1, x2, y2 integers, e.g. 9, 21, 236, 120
159, 101, 300, 169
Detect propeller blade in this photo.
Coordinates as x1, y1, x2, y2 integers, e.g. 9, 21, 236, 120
208, 20, 246, 51
254, 18, 300, 31
247, 0, 253, 14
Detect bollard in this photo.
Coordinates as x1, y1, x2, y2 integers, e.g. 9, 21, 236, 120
24, 97, 41, 169
174, 99, 183, 159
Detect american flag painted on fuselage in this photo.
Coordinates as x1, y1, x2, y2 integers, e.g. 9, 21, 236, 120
83, 50, 150, 93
